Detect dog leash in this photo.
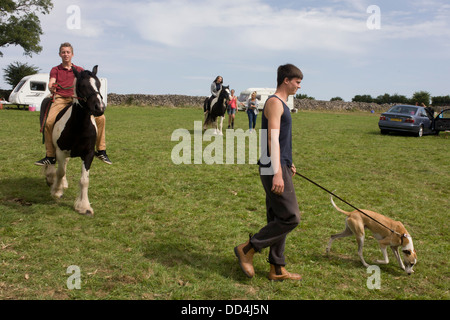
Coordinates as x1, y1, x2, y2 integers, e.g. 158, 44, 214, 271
294, 171, 404, 238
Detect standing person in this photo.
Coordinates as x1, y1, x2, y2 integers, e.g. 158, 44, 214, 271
246, 91, 259, 133
35, 42, 112, 166
234, 64, 303, 281
227, 89, 238, 129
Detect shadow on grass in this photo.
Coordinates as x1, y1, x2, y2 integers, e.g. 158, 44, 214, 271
317, 251, 407, 276
0, 176, 72, 211
142, 237, 245, 281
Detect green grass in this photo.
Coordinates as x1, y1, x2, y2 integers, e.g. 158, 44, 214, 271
0, 106, 449, 300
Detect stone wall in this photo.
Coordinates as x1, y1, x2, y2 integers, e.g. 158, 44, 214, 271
107, 93, 207, 108
294, 99, 391, 112
107, 93, 392, 112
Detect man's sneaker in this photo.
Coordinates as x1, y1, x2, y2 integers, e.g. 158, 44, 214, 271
34, 156, 56, 166
95, 150, 112, 165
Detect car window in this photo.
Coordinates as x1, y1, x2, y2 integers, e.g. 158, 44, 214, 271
30, 81, 46, 91
238, 93, 249, 102
14, 80, 26, 92
439, 110, 450, 119
389, 106, 417, 115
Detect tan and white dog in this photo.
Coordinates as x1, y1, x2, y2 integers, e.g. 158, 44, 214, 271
326, 195, 417, 274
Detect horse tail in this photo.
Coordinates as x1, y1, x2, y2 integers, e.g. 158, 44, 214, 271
40, 97, 52, 131
203, 97, 209, 113
39, 97, 53, 144
204, 111, 212, 126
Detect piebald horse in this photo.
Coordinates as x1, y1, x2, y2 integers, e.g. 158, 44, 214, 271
203, 85, 231, 135
44, 65, 106, 216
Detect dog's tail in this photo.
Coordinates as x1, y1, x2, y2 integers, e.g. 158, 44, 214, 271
330, 194, 351, 216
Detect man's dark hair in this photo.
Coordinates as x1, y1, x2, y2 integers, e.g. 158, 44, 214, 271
277, 64, 303, 88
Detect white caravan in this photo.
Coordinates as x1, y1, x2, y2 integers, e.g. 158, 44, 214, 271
237, 88, 294, 111
8, 73, 108, 111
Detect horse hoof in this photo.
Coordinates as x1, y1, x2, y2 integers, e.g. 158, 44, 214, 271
52, 192, 63, 199
76, 209, 94, 216
84, 210, 94, 217
75, 206, 94, 216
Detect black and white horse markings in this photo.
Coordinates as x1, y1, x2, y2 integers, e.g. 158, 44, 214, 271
44, 65, 106, 216
203, 85, 231, 135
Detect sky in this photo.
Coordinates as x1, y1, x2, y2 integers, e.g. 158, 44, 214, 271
1, 0, 449, 101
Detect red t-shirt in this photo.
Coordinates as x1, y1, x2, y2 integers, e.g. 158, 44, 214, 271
49, 64, 84, 97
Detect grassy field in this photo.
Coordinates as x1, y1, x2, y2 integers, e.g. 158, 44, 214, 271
0, 105, 448, 300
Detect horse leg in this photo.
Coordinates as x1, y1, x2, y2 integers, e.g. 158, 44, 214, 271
43, 164, 56, 187
203, 111, 209, 130
51, 150, 67, 199
213, 119, 218, 135
62, 158, 70, 189
218, 116, 224, 135
74, 155, 94, 216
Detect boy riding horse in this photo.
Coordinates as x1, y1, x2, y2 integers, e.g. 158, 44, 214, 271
35, 42, 112, 166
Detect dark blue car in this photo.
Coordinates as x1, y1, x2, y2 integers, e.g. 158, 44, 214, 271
378, 105, 435, 137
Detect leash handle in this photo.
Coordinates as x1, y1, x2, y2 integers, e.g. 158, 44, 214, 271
294, 171, 400, 235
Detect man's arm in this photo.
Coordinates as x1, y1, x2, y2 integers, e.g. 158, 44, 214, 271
48, 77, 56, 94
49, 66, 57, 94
265, 97, 284, 195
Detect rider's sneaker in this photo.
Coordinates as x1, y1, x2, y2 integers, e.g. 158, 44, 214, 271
34, 156, 56, 166
95, 150, 112, 165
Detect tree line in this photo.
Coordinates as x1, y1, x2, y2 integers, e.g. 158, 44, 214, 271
296, 92, 450, 107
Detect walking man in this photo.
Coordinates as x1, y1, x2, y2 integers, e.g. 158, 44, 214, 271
234, 64, 303, 281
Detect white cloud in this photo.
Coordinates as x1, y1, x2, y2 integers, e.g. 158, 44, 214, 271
39, 0, 450, 56
127, 0, 372, 55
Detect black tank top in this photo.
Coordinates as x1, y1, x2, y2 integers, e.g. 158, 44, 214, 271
258, 95, 293, 169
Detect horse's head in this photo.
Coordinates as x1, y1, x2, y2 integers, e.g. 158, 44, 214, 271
72, 65, 106, 117
221, 85, 231, 105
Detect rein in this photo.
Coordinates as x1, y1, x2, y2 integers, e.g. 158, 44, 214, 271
53, 83, 102, 103
40, 83, 76, 134
294, 171, 405, 241
39, 83, 102, 134
76, 90, 103, 103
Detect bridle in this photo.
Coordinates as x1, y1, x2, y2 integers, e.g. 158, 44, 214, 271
76, 90, 103, 104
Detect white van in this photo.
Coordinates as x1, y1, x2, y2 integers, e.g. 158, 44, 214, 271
237, 88, 294, 111
9, 73, 108, 111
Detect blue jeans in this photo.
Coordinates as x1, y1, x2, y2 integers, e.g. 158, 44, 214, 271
247, 110, 257, 130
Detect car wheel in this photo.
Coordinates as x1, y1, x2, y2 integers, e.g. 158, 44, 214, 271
417, 125, 424, 137
380, 129, 389, 135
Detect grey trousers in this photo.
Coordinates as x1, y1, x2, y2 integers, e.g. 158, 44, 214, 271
250, 165, 301, 266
